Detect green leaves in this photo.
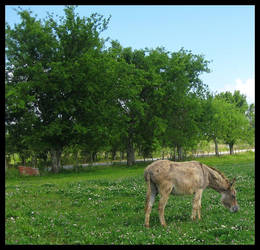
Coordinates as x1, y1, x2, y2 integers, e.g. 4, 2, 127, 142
6, 5, 253, 169
215, 90, 248, 114
5, 6, 114, 171
202, 94, 252, 155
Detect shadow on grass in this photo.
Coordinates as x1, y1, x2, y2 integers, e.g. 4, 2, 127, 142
170, 214, 190, 222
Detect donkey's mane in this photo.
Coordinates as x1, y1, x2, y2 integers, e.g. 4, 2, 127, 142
206, 165, 230, 185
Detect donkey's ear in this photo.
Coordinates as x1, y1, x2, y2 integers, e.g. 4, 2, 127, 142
230, 178, 236, 188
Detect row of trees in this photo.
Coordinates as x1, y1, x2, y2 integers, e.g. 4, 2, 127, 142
5, 6, 255, 173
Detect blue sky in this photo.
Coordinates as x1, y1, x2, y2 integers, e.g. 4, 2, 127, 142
5, 5, 255, 104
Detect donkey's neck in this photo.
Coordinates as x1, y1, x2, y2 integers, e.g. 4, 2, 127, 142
206, 166, 230, 193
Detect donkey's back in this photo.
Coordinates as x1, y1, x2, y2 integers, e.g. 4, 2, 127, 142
144, 160, 208, 195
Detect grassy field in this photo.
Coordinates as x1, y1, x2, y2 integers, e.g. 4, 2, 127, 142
5, 152, 255, 245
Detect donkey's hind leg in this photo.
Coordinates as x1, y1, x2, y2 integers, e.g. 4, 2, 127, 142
145, 182, 158, 228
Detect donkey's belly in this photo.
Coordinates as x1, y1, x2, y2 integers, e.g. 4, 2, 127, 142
171, 183, 196, 195
170, 171, 202, 195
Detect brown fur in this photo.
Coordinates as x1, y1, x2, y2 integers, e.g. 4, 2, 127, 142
144, 160, 238, 227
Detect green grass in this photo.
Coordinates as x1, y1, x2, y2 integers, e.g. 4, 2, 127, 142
5, 152, 255, 245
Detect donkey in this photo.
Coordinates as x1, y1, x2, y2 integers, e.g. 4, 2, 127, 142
144, 160, 239, 227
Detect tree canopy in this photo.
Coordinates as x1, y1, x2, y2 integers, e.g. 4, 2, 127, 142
5, 6, 254, 172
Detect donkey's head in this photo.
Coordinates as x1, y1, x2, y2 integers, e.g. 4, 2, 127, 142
221, 178, 239, 213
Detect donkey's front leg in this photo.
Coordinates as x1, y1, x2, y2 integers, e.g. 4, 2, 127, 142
191, 189, 203, 220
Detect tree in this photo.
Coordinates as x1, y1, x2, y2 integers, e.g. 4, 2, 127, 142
5, 6, 213, 169
201, 96, 226, 156
158, 48, 210, 160
104, 43, 168, 165
215, 90, 248, 114
111, 46, 150, 166
136, 47, 169, 159
221, 105, 249, 155
5, 78, 38, 165
205, 97, 249, 155
244, 103, 255, 146
246, 103, 255, 129
214, 91, 252, 154
5, 6, 111, 172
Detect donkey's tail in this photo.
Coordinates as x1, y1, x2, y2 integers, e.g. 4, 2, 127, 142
144, 170, 151, 211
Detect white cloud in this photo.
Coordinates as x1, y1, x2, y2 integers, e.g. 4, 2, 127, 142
221, 78, 255, 104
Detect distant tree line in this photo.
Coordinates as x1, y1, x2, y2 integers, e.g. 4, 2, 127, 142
5, 6, 255, 173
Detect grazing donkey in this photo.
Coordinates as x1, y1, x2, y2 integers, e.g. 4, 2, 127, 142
144, 160, 239, 227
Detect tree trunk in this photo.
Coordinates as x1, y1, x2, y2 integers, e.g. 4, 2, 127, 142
111, 150, 116, 161
213, 138, 219, 156
229, 143, 234, 155
91, 151, 97, 162
20, 153, 26, 165
50, 149, 62, 173
127, 133, 135, 166
177, 145, 183, 161
183, 149, 187, 160
31, 152, 37, 168
172, 146, 177, 161
120, 151, 124, 161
